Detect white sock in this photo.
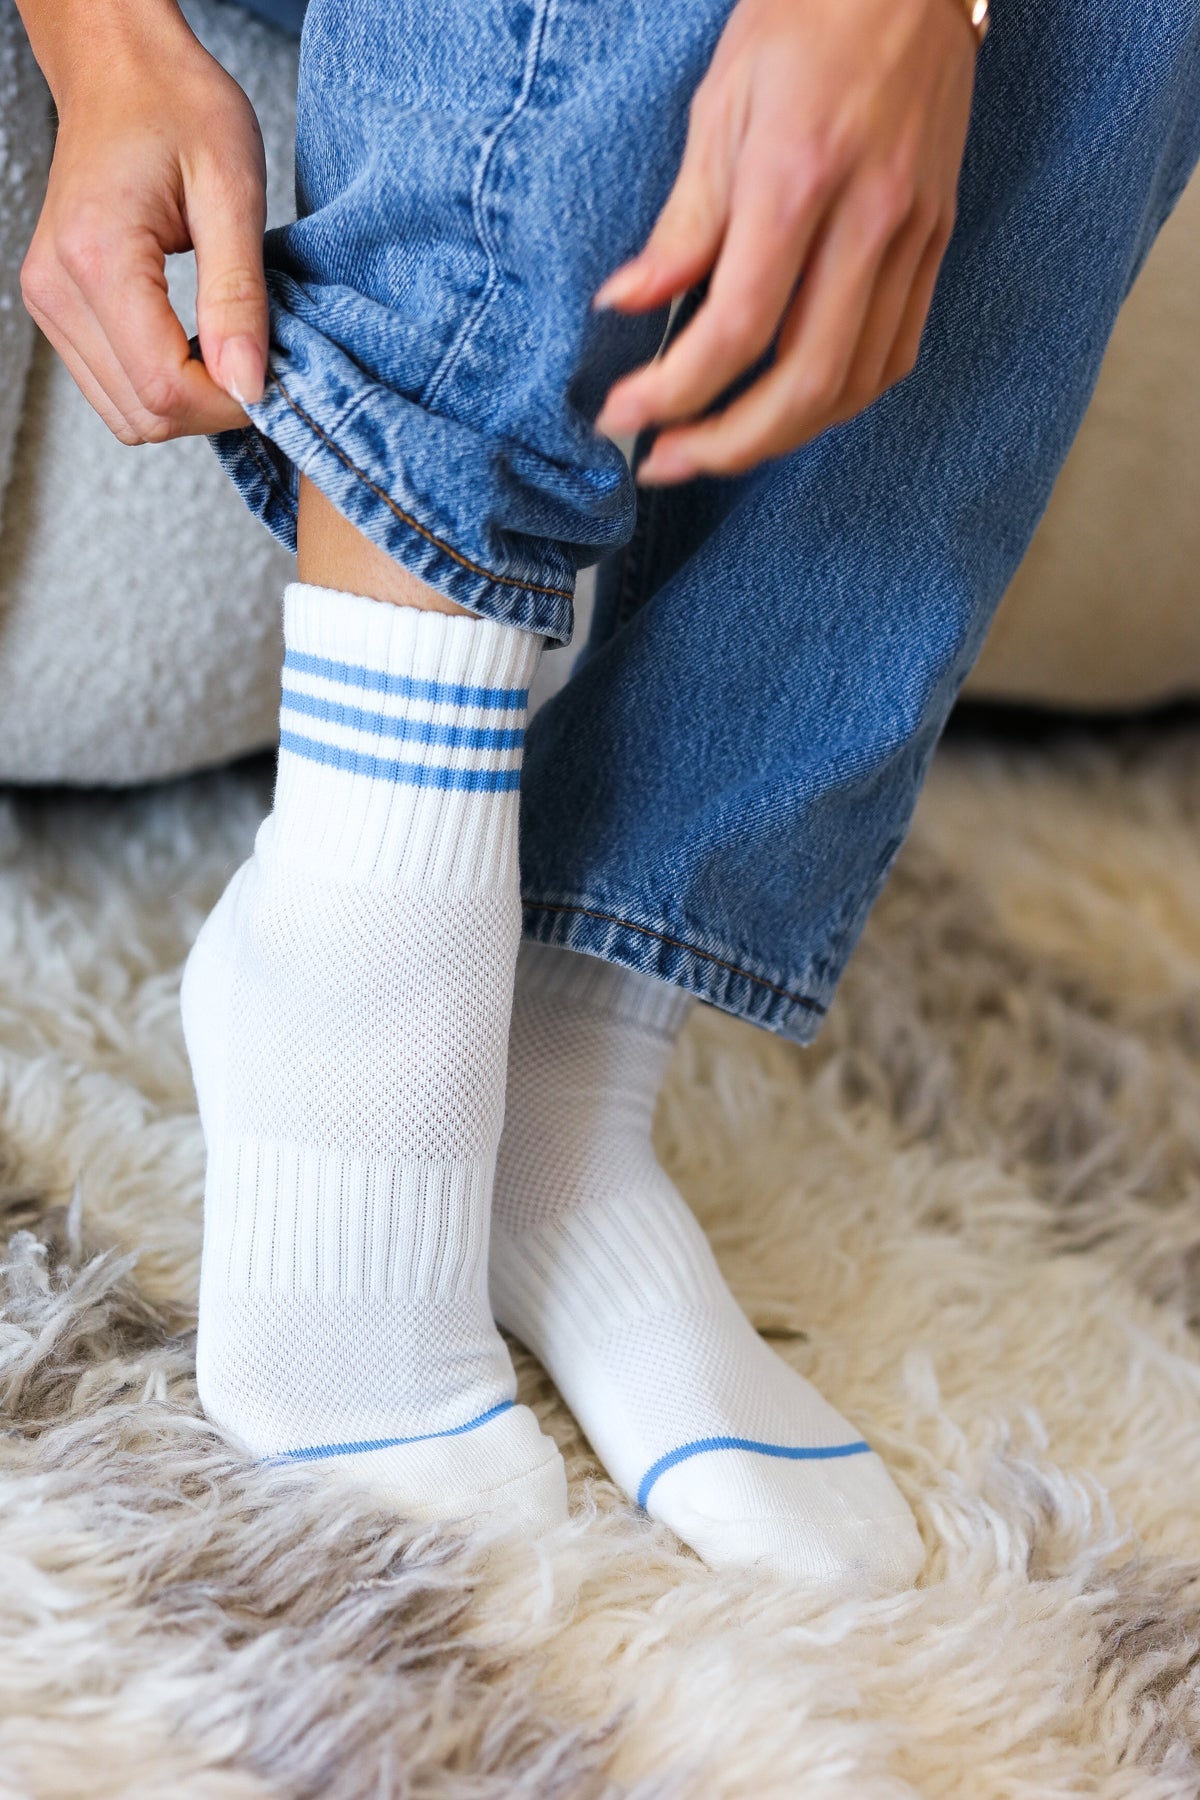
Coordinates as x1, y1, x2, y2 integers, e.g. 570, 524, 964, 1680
491, 943, 924, 1588
182, 582, 566, 1533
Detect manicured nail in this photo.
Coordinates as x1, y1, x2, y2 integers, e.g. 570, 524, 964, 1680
593, 264, 644, 311
637, 449, 691, 486
595, 393, 642, 437
218, 336, 265, 406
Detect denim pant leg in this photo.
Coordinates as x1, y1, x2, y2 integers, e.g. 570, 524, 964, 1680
212, 0, 737, 641
518, 0, 1200, 1042
223, 0, 306, 33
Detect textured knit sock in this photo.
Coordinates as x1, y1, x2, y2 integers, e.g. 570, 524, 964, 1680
181, 582, 567, 1533
491, 942, 925, 1588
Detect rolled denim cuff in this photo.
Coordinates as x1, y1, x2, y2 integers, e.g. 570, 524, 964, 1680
520, 895, 831, 1046
211, 285, 579, 644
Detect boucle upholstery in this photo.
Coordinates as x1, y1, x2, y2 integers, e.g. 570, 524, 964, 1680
0, 0, 295, 787
967, 166, 1200, 711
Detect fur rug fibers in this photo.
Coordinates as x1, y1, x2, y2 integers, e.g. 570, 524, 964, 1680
3, 720, 1200, 1798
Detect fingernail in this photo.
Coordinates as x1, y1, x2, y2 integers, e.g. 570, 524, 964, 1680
638, 451, 689, 486
593, 264, 642, 311
596, 394, 642, 438
218, 336, 265, 406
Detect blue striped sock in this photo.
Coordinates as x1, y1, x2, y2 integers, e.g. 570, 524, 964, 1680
183, 583, 567, 1535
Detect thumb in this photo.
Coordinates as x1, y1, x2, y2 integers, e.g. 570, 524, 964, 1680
191, 172, 269, 405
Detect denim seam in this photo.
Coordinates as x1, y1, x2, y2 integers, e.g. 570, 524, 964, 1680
524, 899, 827, 1014
421, 0, 555, 411
612, 288, 706, 629
268, 373, 575, 603
240, 424, 298, 521
316, 380, 385, 451
820, 828, 906, 980
614, 473, 659, 631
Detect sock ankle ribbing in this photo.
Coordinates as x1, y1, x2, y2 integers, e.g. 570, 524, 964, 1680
491, 942, 924, 1589
182, 582, 567, 1532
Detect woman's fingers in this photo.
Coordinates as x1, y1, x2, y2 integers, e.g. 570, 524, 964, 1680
20, 285, 143, 444
86, 235, 246, 437
592, 0, 977, 479
593, 88, 734, 317
18, 35, 268, 446
72, 232, 246, 438
638, 169, 908, 481
878, 215, 952, 390
21, 228, 151, 436
597, 132, 835, 437
821, 205, 941, 424
189, 145, 269, 403
25, 206, 247, 440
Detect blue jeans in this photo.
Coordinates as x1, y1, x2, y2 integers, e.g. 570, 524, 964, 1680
215, 0, 1200, 1044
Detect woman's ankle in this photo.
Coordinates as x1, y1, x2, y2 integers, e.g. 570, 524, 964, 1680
296, 474, 471, 615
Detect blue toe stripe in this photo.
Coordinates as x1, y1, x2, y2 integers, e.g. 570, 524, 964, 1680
267, 1399, 515, 1465
636, 1436, 872, 1510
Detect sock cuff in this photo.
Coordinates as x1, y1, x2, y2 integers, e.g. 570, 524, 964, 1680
271, 584, 540, 889
516, 941, 694, 1038
283, 583, 543, 698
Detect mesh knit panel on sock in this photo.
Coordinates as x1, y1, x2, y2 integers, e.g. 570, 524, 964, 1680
200, 1297, 509, 1451
223, 868, 515, 1158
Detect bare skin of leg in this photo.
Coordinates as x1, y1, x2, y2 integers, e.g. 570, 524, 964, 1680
296, 474, 472, 615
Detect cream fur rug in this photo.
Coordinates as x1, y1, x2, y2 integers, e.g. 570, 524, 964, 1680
3, 721, 1200, 1798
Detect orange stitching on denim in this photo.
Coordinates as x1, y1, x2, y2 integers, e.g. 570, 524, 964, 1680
240, 426, 297, 520
269, 373, 574, 604
525, 902, 826, 1013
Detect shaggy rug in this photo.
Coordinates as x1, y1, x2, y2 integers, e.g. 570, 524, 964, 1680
3, 716, 1200, 1798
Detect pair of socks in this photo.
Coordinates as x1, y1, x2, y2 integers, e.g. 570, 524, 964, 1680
183, 581, 923, 1590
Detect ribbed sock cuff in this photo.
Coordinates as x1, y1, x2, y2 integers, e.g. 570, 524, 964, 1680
516, 940, 695, 1038
283, 583, 542, 703
270, 583, 542, 888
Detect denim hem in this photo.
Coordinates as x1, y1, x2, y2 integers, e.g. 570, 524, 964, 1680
521, 898, 829, 1047
211, 372, 576, 643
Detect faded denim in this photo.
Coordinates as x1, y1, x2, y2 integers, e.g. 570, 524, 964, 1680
217, 0, 1200, 1042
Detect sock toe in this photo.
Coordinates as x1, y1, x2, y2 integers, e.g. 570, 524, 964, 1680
680, 1505, 925, 1594
646, 1447, 924, 1593
276, 1402, 569, 1536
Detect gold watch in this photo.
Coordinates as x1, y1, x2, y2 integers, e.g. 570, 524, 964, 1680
961, 0, 990, 45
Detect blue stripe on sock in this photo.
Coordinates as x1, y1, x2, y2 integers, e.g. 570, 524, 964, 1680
267, 1399, 516, 1465
285, 648, 527, 711
281, 685, 525, 751
636, 1437, 872, 1510
279, 730, 522, 791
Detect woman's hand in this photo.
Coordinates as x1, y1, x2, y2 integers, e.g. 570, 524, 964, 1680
18, 1, 268, 444
595, 0, 978, 482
